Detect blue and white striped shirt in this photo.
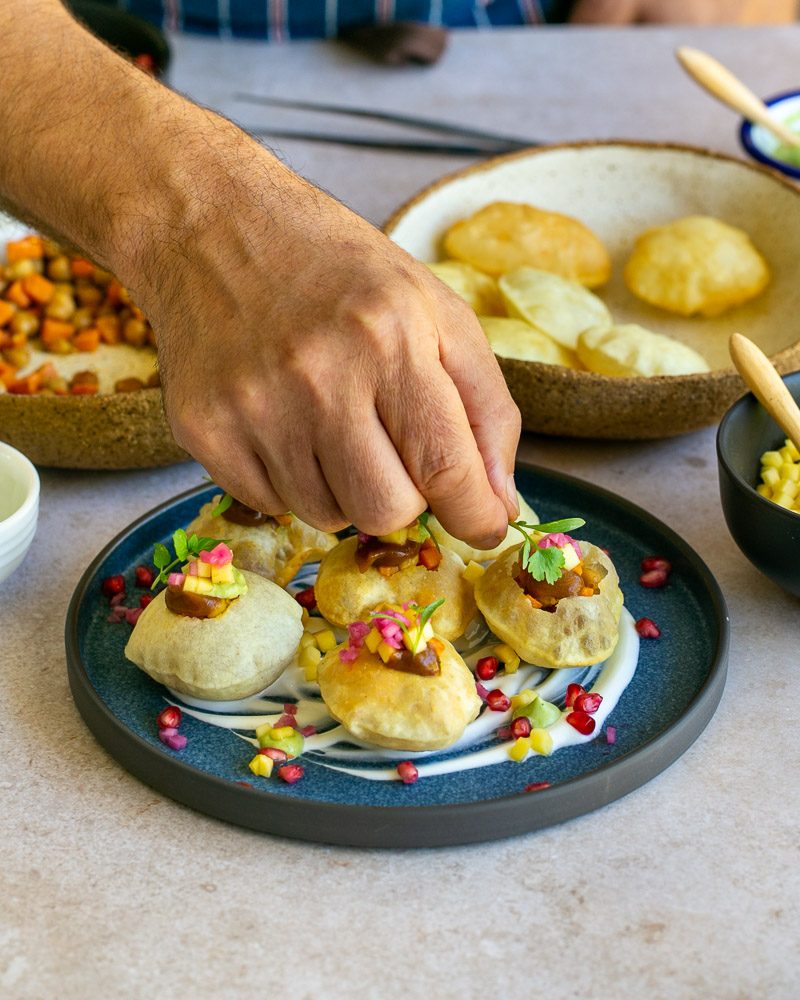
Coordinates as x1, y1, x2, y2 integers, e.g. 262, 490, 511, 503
123, 1, 574, 40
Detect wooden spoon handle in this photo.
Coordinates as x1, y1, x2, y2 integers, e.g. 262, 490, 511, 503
729, 333, 800, 448
676, 47, 800, 149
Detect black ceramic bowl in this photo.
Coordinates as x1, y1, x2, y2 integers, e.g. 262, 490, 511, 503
717, 371, 800, 597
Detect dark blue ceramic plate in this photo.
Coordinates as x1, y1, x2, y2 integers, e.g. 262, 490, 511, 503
66, 464, 729, 848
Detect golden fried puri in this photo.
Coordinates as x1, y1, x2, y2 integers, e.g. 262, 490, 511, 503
623, 215, 770, 317
317, 640, 481, 751
478, 316, 581, 368
577, 323, 710, 377
442, 201, 611, 286
475, 543, 623, 668
498, 267, 612, 350
428, 260, 505, 315
428, 492, 539, 564
314, 536, 476, 641
186, 497, 337, 588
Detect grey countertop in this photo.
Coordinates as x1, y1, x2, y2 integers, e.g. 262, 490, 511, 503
2, 23, 799, 1000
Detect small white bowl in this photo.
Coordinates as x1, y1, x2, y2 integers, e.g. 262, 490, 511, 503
0, 441, 40, 585
739, 89, 800, 182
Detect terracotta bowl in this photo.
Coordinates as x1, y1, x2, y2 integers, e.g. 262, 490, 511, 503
0, 213, 186, 469
384, 141, 800, 440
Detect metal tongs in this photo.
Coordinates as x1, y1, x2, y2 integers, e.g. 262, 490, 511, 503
234, 93, 541, 156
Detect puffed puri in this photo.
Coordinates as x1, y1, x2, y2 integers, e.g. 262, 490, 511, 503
124, 570, 303, 701
475, 542, 623, 668
317, 639, 482, 751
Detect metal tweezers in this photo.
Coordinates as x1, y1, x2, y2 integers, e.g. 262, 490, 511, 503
234, 93, 540, 155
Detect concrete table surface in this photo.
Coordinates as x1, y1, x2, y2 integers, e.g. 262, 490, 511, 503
2, 22, 799, 1000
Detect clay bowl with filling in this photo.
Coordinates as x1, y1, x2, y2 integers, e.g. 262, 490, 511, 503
384, 141, 800, 440
0, 213, 186, 468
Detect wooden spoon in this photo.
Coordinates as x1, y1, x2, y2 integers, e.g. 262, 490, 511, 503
676, 47, 800, 150
729, 333, 800, 449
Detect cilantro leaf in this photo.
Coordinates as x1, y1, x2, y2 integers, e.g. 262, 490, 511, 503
529, 546, 565, 585
153, 543, 171, 570
211, 493, 233, 518
174, 529, 188, 561
531, 517, 585, 535
417, 597, 445, 630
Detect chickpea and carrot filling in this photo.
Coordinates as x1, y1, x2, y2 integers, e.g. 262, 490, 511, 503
354, 512, 442, 576
509, 517, 598, 610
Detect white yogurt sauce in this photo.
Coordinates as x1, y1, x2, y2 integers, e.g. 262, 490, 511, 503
169, 609, 639, 783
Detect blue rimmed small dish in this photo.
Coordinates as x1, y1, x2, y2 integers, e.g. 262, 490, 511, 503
739, 89, 800, 182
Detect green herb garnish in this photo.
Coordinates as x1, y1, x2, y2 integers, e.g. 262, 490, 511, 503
369, 597, 446, 652
211, 493, 233, 518
510, 517, 586, 585
151, 529, 227, 589
416, 511, 440, 550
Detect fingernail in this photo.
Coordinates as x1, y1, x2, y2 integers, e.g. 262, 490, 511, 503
477, 530, 505, 551
506, 474, 519, 516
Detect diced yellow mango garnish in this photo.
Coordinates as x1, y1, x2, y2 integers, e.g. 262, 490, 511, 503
248, 753, 274, 778
304, 662, 318, 683
364, 628, 382, 654
774, 494, 796, 509
462, 560, 486, 584
529, 728, 554, 756
299, 645, 322, 671
182, 575, 200, 593
300, 632, 318, 649
781, 463, 800, 483
507, 737, 530, 762
776, 481, 798, 500
194, 577, 214, 595
510, 688, 536, 710
494, 643, 520, 673
211, 562, 234, 585
303, 616, 329, 634
784, 438, 800, 461
762, 467, 780, 488
378, 640, 396, 663
757, 484, 772, 498
761, 450, 782, 468
269, 726, 295, 741
378, 528, 408, 545
196, 560, 212, 579
316, 629, 337, 653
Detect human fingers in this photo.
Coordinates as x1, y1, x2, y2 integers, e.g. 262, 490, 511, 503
569, 0, 639, 22
316, 403, 427, 535
378, 360, 509, 549
434, 294, 521, 520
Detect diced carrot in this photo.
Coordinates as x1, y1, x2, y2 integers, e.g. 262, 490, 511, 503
70, 257, 95, 279
70, 382, 99, 396
428, 637, 445, 656
105, 280, 124, 306
96, 314, 120, 344
378, 565, 400, 577
5, 280, 31, 309
73, 328, 100, 352
580, 587, 595, 597
273, 513, 292, 526
0, 301, 15, 327
6, 235, 44, 263
527, 595, 543, 609
418, 542, 442, 571
41, 318, 76, 347
22, 273, 55, 304
8, 370, 45, 394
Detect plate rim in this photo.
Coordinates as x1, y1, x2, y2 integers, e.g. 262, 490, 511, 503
65, 463, 730, 848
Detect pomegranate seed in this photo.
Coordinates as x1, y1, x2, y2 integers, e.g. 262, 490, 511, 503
139, 593, 153, 608
300, 725, 316, 737
278, 764, 304, 784
574, 692, 603, 714
235, 781, 252, 788
275, 714, 297, 729
101, 574, 126, 598
259, 747, 288, 763
565, 683, 586, 709
486, 689, 511, 712
641, 556, 672, 574
640, 568, 668, 589
158, 726, 178, 740
510, 716, 532, 739
134, 565, 155, 588
282, 703, 298, 716
566, 710, 596, 735
604, 726, 617, 745
524, 781, 550, 792
157, 706, 182, 729
396, 761, 419, 784
635, 617, 661, 639
496, 726, 512, 740
295, 587, 316, 610
475, 682, 489, 702
475, 655, 499, 681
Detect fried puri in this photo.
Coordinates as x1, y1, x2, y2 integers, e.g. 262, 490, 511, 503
577, 323, 710, 377
428, 260, 505, 315
314, 536, 476, 641
442, 201, 611, 287
624, 215, 770, 317
428, 492, 539, 565
475, 543, 623, 668
186, 496, 337, 588
478, 316, 581, 368
317, 640, 481, 751
124, 570, 303, 701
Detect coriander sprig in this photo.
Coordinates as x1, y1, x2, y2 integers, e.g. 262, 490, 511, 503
152, 529, 227, 589
210, 493, 233, 518
510, 517, 586, 586
369, 597, 446, 647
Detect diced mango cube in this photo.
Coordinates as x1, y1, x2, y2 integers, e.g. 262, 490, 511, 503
495, 643, 520, 673
299, 645, 322, 671
529, 728, 554, 756
774, 494, 795, 509
462, 560, 486, 584
783, 438, 800, 461
781, 463, 800, 483
507, 737, 530, 762
377, 528, 408, 545
364, 628, 382, 654
300, 631, 318, 649
757, 484, 772, 498
255, 723, 273, 740
196, 560, 212, 578
303, 616, 329, 634
304, 662, 319, 683
248, 753, 274, 778
776, 481, 798, 500
269, 726, 295, 741
762, 467, 780, 488
211, 562, 234, 584
316, 629, 337, 652
510, 688, 536, 710
378, 641, 396, 664
761, 451, 782, 468
194, 577, 213, 595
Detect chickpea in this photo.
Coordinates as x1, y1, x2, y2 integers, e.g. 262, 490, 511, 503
72, 306, 96, 331
75, 280, 103, 307
10, 309, 40, 337
41, 238, 63, 258
3, 345, 30, 368
46, 290, 76, 321
5, 258, 41, 280
123, 317, 148, 347
114, 377, 145, 392
93, 267, 112, 286
46, 255, 72, 282
47, 338, 74, 355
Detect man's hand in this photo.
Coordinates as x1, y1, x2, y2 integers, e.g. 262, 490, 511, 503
569, 0, 797, 24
